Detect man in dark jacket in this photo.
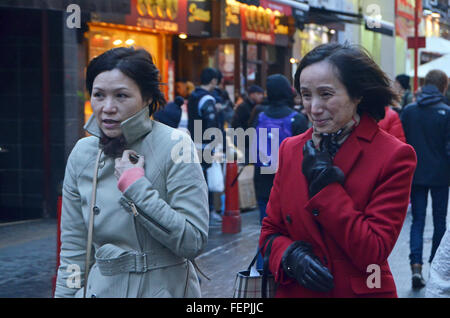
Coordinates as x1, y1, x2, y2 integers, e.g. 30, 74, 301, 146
187, 68, 222, 226
232, 85, 264, 130
401, 69, 450, 289
153, 96, 184, 128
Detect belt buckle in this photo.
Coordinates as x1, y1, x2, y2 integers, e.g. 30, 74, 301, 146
141, 253, 148, 273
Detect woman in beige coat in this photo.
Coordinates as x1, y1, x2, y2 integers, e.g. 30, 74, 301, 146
54, 47, 209, 298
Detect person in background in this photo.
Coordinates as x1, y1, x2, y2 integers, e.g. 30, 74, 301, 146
212, 69, 235, 131
401, 69, 450, 290
260, 43, 416, 297
187, 67, 223, 226
232, 85, 265, 131
378, 106, 406, 143
153, 96, 184, 128
394, 74, 413, 111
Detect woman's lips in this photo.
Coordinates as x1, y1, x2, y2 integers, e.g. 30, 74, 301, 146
313, 119, 330, 127
102, 119, 120, 129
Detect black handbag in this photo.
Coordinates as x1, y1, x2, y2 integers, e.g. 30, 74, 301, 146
232, 234, 281, 298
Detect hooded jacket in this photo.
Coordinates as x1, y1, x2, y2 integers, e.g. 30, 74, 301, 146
401, 84, 450, 186
54, 107, 209, 298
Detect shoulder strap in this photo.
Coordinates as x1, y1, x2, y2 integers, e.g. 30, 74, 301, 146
198, 94, 216, 116
83, 148, 103, 298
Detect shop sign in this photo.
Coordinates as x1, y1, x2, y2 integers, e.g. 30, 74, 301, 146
126, 0, 187, 33
240, 5, 276, 44
187, 0, 212, 36
396, 0, 422, 21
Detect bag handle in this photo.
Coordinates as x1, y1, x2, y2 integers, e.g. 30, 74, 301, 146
247, 233, 281, 271
83, 149, 103, 298
262, 234, 281, 298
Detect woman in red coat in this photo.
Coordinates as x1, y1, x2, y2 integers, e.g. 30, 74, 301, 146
378, 106, 406, 143
259, 43, 417, 298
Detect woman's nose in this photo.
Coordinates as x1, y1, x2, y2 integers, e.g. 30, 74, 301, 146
102, 97, 117, 113
310, 97, 324, 114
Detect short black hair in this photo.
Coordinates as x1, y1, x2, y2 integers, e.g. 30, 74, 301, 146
86, 47, 166, 116
294, 43, 398, 121
200, 67, 218, 85
395, 74, 410, 90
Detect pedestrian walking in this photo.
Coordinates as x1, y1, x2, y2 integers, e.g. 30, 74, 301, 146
54, 47, 209, 298
426, 226, 450, 298
378, 106, 406, 142
153, 96, 184, 128
232, 85, 265, 131
251, 74, 308, 269
394, 74, 413, 110
187, 67, 223, 226
259, 43, 417, 297
400, 69, 450, 289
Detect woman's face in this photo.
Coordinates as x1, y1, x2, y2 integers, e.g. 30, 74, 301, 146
91, 69, 150, 138
299, 61, 360, 134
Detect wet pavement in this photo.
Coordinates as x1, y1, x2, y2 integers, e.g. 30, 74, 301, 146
0, 197, 447, 298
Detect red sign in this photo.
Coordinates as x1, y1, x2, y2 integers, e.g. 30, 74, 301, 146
407, 36, 426, 49
126, 0, 188, 33
259, 0, 292, 16
396, 0, 422, 22
240, 5, 275, 44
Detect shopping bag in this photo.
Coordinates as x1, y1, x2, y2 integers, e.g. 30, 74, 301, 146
232, 234, 280, 298
206, 161, 224, 193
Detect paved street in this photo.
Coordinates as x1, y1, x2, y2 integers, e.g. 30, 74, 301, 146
0, 197, 447, 298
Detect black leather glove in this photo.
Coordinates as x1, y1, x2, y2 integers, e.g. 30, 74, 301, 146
282, 241, 334, 293
302, 140, 345, 197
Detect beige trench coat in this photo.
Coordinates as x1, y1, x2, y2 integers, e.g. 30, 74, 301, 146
54, 107, 209, 298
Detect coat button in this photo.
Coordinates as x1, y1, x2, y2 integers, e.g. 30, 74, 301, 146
312, 209, 319, 216
286, 214, 292, 224
93, 206, 100, 215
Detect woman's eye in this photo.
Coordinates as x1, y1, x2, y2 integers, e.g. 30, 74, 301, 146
117, 93, 128, 98
93, 92, 103, 98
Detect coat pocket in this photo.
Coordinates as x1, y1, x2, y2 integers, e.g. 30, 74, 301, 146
86, 263, 130, 298
350, 275, 397, 297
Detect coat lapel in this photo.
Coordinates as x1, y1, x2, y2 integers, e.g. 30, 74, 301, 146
333, 114, 377, 176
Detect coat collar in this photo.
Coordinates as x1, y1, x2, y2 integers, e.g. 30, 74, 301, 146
332, 113, 378, 176
84, 107, 153, 145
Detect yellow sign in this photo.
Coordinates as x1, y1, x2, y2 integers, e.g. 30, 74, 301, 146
136, 0, 179, 20
188, 3, 211, 23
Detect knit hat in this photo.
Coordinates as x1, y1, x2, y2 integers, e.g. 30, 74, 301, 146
396, 74, 410, 90
248, 85, 264, 94
266, 74, 295, 101
174, 96, 184, 106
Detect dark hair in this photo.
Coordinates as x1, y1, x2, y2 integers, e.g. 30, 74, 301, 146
424, 69, 448, 93
395, 74, 410, 90
200, 67, 218, 85
294, 43, 398, 121
86, 47, 166, 116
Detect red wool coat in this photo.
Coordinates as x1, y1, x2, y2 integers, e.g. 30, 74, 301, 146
260, 114, 417, 298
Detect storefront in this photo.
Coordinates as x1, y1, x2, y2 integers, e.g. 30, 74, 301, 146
175, 0, 302, 102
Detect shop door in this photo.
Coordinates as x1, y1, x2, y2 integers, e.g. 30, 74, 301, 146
176, 38, 240, 103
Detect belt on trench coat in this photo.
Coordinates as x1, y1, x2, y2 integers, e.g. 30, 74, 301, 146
95, 244, 186, 276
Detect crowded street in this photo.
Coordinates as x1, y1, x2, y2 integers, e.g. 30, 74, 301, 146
1, 0, 449, 300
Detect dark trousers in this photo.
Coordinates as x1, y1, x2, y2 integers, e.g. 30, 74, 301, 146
409, 185, 449, 265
